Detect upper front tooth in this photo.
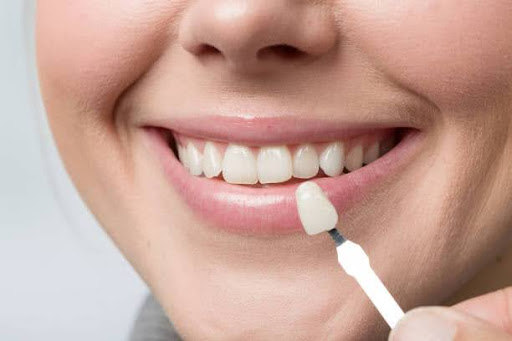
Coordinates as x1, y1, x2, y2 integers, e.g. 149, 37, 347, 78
186, 143, 203, 176
257, 146, 293, 184
363, 141, 379, 165
222, 144, 258, 184
202, 142, 222, 178
345, 144, 363, 171
293, 144, 319, 179
319, 142, 344, 177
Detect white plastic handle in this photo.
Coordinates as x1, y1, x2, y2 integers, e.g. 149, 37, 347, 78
336, 241, 405, 329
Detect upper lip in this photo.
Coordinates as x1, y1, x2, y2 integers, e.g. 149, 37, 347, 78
135, 91, 432, 144
142, 114, 418, 145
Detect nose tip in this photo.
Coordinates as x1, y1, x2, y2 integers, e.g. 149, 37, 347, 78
179, 0, 338, 73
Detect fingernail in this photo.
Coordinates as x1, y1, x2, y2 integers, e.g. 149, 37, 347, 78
389, 308, 457, 341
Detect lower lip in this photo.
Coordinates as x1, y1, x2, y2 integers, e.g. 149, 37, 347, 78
143, 128, 422, 235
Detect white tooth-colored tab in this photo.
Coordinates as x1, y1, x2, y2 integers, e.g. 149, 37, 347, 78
257, 146, 293, 184
186, 143, 203, 176
295, 181, 338, 235
345, 144, 363, 171
222, 144, 258, 184
293, 144, 319, 179
319, 142, 344, 177
363, 141, 379, 165
202, 142, 222, 178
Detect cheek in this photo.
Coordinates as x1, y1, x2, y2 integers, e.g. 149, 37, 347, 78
36, 0, 182, 112
344, 0, 512, 110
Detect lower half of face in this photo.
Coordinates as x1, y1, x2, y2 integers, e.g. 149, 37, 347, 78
37, 0, 512, 339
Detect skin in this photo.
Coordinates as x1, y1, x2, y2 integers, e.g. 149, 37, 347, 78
36, 1, 512, 340
390, 288, 512, 340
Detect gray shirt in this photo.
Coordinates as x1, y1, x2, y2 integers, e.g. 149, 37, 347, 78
130, 295, 182, 341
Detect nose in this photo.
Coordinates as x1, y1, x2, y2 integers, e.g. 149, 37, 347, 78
179, 0, 338, 74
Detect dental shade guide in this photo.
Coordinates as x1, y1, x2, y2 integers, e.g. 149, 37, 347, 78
296, 181, 405, 329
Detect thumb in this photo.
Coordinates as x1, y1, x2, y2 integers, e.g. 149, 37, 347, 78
389, 287, 512, 341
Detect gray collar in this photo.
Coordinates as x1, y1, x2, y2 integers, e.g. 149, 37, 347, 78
130, 295, 183, 341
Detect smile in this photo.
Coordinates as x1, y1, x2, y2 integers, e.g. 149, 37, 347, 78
174, 130, 395, 185
143, 116, 423, 235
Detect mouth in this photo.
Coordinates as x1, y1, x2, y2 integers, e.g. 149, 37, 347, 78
142, 116, 422, 235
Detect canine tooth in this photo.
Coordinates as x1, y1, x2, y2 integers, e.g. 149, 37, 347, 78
222, 144, 258, 184
257, 146, 293, 184
293, 144, 319, 179
202, 142, 222, 178
186, 143, 203, 176
363, 141, 379, 165
319, 142, 344, 177
295, 181, 338, 235
345, 144, 363, 171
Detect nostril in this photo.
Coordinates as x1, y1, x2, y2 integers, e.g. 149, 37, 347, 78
196, 44, 222, 57
257, 44, 307, 61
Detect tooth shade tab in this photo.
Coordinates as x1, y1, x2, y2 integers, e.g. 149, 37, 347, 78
295, 181, 338, 235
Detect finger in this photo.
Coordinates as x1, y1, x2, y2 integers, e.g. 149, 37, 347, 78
454, 286, 512, 333
388, 307, 512, 341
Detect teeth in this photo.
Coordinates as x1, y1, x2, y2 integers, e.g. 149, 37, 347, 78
319, 142, 344, 177
222, 144, 258, 184
186, 143, 203, 176
257, 146, 293, 184
293, 144, 319, 179
380, 137, 395, 156
363, 141, 379, 165
202, 142, 222, 178
175, 132, 396, 184
177, 144, 189, 170
345, 144, 363, 172
295, 181, 338, 235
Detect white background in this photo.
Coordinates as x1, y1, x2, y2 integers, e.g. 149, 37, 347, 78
0, 2, 148, 340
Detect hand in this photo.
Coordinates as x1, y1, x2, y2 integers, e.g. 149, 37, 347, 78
389, 287, 512, 340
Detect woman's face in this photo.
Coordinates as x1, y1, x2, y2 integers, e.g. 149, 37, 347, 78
37, 1, 512, 339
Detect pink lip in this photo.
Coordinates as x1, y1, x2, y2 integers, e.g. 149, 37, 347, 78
144, 116, 404, 145
142, 118, 422, 235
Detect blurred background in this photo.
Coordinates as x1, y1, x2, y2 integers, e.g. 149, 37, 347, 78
0, 2, 148, 340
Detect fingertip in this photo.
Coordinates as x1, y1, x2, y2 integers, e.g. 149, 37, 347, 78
389, 307, 457, 341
